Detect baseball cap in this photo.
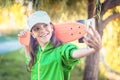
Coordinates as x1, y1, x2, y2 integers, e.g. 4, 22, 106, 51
27, 10, 51, 31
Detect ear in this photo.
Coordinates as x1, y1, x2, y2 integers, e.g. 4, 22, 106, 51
51, 26, 53, 32
50, 23, 54, 31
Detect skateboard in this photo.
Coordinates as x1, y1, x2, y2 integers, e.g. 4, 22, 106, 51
54, 22, 86, 43
19, 22, 87, 46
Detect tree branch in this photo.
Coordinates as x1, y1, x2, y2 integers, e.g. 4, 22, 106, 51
102, 13, 120, 29
101, 0, 120, 16
88, 0, 95, 18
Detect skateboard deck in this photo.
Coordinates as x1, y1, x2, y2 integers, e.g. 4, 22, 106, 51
54, 22, 86, 43
19, 22, 87, 46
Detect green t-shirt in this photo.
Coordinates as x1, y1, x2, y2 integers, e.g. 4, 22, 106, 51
26, 42, 80, 80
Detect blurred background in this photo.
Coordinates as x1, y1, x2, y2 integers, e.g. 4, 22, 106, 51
0, 0, 120, 80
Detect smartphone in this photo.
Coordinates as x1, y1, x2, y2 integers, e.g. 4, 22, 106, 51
85, 18, 95, 35
77, 18, 95, 43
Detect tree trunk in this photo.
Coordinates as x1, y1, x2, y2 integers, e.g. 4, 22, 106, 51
83, 0, 100, 80
83, 52, 100, 80
83, 0, 120, 80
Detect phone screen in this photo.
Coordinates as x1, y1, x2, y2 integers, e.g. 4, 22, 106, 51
85, 18, 95, 35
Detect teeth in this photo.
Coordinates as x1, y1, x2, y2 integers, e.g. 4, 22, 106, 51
40, 33, 48, 37
43, 34, 47, 37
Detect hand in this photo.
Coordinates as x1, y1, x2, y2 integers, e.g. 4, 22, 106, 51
18, 30, 28, 37
83, 25, 102, 52
18, 30, 30, 55
18, 30, 30, 48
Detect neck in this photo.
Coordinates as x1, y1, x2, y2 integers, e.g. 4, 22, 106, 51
38, 41, 48, 50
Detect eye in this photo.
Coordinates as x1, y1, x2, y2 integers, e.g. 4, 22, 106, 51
43, 24, 48, 28
33, 27, 40, 31
36, 27, 40, 31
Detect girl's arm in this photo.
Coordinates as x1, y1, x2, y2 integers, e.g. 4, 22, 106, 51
72, 25, 102, 59
72, 47, 95, 59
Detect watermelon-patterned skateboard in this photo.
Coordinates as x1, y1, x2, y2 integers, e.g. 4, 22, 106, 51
19, 22, 87, 46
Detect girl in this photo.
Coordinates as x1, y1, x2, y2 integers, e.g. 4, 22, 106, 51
18, 10, 101, 80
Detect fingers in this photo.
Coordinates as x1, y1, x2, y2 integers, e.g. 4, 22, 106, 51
84, 36, 99, 50
89, 25, 96, 36
84, 26, 102, 51
86, 31, 99, 44
89, 25, 101, 43
18, 30, 29, 37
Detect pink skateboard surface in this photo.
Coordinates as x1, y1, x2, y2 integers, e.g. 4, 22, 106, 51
19, 22, 87, 46
54, 22, 86, 43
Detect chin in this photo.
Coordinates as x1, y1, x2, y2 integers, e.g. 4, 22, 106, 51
41, 38, 50, 43
37, 35, 51, 44
43, 40, 49, 43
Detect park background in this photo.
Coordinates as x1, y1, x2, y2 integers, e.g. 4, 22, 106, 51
0, 0, 120, 80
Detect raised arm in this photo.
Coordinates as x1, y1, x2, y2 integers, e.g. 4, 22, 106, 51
72, 25, 102, 59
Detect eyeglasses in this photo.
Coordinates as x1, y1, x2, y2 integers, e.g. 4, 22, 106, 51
32, 24, 48, 32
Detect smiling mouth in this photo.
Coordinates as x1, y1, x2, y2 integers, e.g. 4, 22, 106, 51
39, 33, 49, 37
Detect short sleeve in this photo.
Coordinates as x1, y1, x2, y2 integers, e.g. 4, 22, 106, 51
60, 43, 80, 70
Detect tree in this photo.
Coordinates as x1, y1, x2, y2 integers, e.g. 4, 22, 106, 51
25, 0, 120, 79
83, 0, 120, 80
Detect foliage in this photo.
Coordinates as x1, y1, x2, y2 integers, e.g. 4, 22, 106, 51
102, 19, 120, 73
103, 6, 120, 20
0, 0, 15, 8
0, 49, 30, 80
0, 3, 26, 25
0, 3, 27, 36
38, 0, 87, 22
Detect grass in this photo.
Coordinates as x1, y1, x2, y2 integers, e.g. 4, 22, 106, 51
0, 49, 108, 80
0, 49, 30, 80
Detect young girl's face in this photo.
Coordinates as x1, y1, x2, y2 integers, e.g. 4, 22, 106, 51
31, 23, 53, 45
